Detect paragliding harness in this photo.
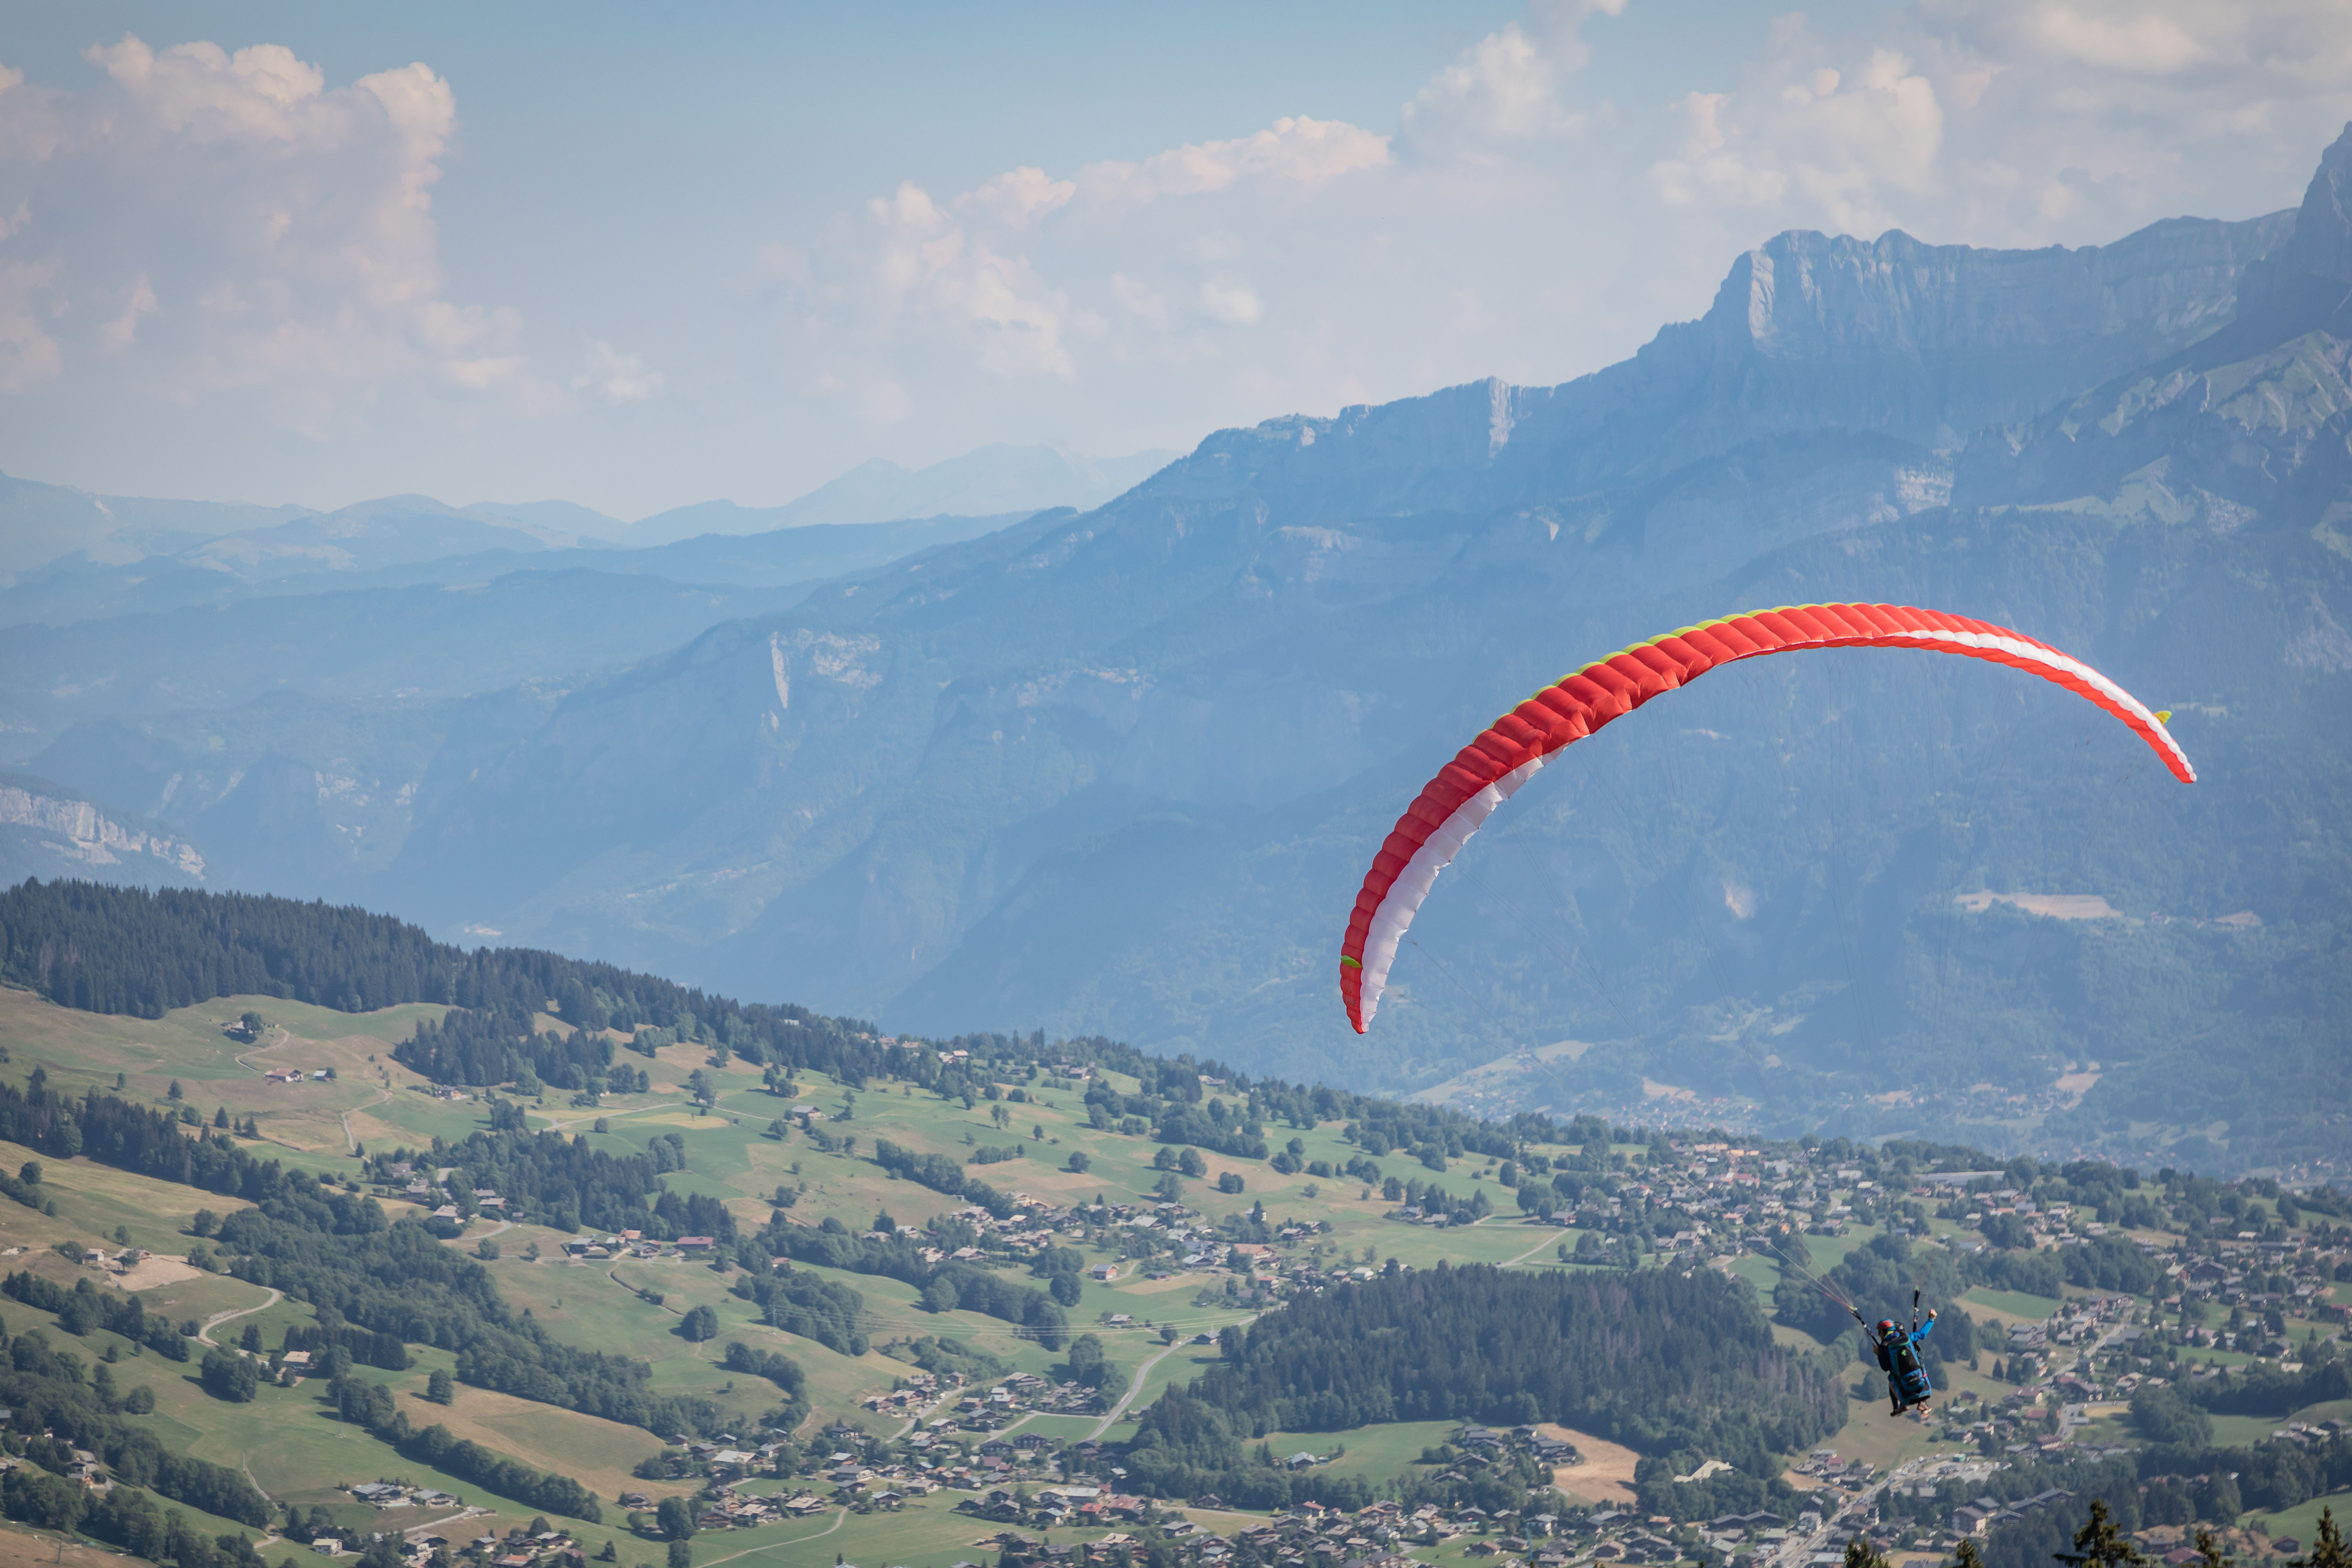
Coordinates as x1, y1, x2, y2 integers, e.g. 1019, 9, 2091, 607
1871, 1292, 1936, 1414
1747, 1233, 1935, 1416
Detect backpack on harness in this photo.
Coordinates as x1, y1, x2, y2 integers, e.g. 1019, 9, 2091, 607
1884, 1333, 1932, 1407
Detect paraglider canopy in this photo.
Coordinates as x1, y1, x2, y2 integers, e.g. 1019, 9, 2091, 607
1339, 602, 2192, 1033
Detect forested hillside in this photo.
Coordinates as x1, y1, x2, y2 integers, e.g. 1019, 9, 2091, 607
1192, 1264, 1839, 1459
0, 876, 899, 1093
0, 878, 1564, 1161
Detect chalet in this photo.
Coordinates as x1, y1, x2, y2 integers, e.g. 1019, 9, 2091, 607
675, 1236, 717, 1252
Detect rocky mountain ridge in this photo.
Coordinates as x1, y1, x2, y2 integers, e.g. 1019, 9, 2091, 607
15, 126, 2352, 1173
0, 772, 205, 888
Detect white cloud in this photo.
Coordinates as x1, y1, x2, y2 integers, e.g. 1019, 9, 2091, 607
87, 36, 329, 141
1652, 0, 2352, 250
1653, 45, 1945, 234
100, 273, 157, 349
958, 166, 1076, 230
2025, 8, 2214, 74
1197, 278, 1264, 326
861, 180, 1077, 380
1076, 115, 1391, 203
778, 112, 1394, 418
1400, 0, 1626, 152
0, 34, 546, 426
573, 340, 666, 404
0, 260, 63, 393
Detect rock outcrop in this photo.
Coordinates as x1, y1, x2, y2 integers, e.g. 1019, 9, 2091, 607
0, 772, 205, 884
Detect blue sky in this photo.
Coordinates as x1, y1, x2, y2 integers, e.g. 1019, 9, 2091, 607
0, 0, 2344, 518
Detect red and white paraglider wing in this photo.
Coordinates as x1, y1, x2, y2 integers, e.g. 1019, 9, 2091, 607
1337, 602, 2193, 1034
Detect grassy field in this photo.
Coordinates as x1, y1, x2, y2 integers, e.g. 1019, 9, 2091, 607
654, 1497, 1148, 1568
0, 987, 458, 1175
1726, 1252, 1782, 1296
1960, 1288, 2064, 1323
2249, 1488, 2352, 1545
1258, 1419, 1457, 1482
2208, 1413, 2289, 1446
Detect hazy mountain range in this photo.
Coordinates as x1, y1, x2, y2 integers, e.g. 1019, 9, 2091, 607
7, 127, 2349, 1175
0, 439, 1175, 584
612, 445, 1179, 546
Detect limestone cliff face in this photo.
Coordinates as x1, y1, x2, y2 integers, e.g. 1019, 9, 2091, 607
2247, 122, 2352, 296
1137, 203, 2292, 532
0, 773, 205, 881
1956, 126, 2352, 522
1697, 214, 2294, 439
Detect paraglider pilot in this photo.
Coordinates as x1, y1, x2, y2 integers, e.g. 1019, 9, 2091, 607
1869, 1308, 1936, 1416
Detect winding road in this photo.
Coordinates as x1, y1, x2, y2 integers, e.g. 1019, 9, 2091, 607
192, 1284, 287, 1510
696, 1505, 847, 1567
1086, 1340, 1179, 1440
1499, 1226, 1571, 1268
195, 1286, 283, 1347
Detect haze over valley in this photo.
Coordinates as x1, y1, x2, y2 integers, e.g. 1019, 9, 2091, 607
5, 130, 2350, 1174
